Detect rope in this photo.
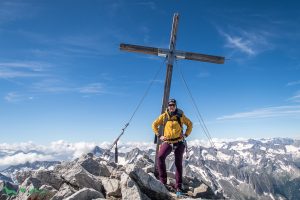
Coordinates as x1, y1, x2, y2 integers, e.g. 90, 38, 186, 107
175, 61, 231, 196
175, 61, 241, 198
127, 58, 166, 124
103, 58, 166, 159
175, 60, 216, 149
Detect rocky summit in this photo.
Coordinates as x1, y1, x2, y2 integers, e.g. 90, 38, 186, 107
1, 138, 299, 199
0, 152, 220, 200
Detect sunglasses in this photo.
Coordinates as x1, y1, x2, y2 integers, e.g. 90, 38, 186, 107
168, 104, 176, 107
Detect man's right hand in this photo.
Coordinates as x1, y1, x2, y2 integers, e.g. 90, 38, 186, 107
159, 136, 165, 141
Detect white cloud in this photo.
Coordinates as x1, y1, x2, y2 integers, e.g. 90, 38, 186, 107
287, 80, 300, 86
0, 140, 145, 168
219, 28, 272, 56
31, 79, 71, 93
0, 153, 53, 166
77, 83, 104, 94
217, 105, 300, 120
0, 70, 40, 78
0, 140, 100, 169
4, 92, 33, 103
4, 92, 20, 102
0, 61, 49, 79
0, 62, 47, 71
48, 140, 98, 159
223, 33, 255, 55
31, 79, 107, 95
288, 92, 300, 103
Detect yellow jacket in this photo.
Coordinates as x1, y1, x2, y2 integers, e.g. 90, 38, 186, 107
152, 109, 193, 143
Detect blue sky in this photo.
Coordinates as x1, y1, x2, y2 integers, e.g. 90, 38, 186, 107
1, 0, 300, 145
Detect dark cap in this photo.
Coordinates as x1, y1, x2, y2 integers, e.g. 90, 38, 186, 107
168, 98, 176, 105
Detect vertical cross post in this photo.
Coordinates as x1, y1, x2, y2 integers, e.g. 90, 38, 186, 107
154, 13, 179, 177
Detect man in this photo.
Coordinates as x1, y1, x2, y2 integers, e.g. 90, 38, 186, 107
152, 98, 193, 195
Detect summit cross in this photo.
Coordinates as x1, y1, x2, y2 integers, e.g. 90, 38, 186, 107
120, 13, 225, 176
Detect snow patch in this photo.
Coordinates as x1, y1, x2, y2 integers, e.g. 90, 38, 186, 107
117, 156, 126, 166
230, 143, 253, 151
217, 151, 231, 161
278, 160, 294, 173
202, 150, 216, 161
260, 138, 273, 143
267, 148, 285, 154
260, 147, 266, 151
188, 164, 209, 181
286, 145, 300, 156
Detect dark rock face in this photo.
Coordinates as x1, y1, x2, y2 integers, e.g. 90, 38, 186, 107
91, 146, 105, 157
0, 174, 12, 183
77, 154, 110, 177
125, 164, 172, 200
33, 170, 64, 190
64, 188, 104, 200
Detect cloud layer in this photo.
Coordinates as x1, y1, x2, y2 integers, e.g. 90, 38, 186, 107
217, 105, 300, 120
0, 139, 227, 170
0, 61, 48, 79
0, 140, 156, 170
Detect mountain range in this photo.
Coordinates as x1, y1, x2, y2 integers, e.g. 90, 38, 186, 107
1, 138, 299, 199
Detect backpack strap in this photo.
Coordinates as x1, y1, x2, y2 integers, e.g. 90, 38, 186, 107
176, 109, 183, 129
176, 115, 183, 129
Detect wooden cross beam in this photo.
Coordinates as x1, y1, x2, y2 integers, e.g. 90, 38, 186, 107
120, 44, 224, 64
120, 13, 225, 176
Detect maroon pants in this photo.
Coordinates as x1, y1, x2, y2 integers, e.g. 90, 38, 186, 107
157, 141, 185, 190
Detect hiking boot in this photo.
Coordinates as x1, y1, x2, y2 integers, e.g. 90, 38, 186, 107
164, 184, 175, 192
